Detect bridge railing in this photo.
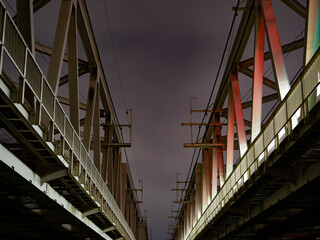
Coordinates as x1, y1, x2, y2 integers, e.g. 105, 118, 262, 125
187, 46, 320, 240
0, 2, 134, 240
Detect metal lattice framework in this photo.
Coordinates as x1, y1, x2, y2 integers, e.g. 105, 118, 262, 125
0, 0, 148, 239
170, 0, 320, 239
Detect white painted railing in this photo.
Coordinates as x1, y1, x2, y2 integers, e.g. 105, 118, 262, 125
0, 2, 134, 240
186, 43, 320, 240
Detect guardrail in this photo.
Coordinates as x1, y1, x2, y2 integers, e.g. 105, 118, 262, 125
0, 2, 134, 240
186, 43, 320, 239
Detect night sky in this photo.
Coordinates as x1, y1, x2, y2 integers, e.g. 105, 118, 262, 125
86, 1, 237, 239
1, 0, 305, 239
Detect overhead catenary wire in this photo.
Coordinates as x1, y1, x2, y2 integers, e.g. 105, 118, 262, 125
173, 0, 244, 229
101, 0, 141, 182
102, 0, 128, 112
184, 0, 242, 185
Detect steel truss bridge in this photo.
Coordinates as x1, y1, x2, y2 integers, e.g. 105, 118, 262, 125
170, 0, 320, 240
0, 0, 148, 239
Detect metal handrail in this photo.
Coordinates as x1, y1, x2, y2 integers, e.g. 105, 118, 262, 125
0, 2, 134, 239
186, 42, 320, 240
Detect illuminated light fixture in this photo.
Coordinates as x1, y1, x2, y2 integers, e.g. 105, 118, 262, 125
243, 171, 249, 183
258, 152, 264, 164
238, 178, 243, 188
317, 72, 320, 98
267, 139, 275, 155
278, 126, 286, 144
291, 108, 301, 130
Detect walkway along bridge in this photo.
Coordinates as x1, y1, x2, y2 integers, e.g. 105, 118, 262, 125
0, 0, 148, 239
170, 1, 320, 239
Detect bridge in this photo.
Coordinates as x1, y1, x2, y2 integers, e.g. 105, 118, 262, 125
0, 0, 148, 239
169, 1, 320, 240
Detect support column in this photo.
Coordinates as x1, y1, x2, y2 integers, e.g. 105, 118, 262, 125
130, 200, 136, 236
231, 71, 248, 157
214, 112, 225, 186
187, 199, 191, 236
83, 70, 98, 150
101, 113, 111, 182
195, 163, 202, 220
261, 0, 290, 100
125, 191, 130, 223
202, 149, 211, 211
107, 141, 114, 194
47, 0, 73, 94
305, 0, 320, 108
67, 6, 80, 134
190, 189, 195, 227
184, 208, 187, 238
113, 148, 120, 205
212, 141, 218, 198
251, 5, 265, 141
121, 163, 127, 216
16, 0, 35, 55
93, 81, 101, 172
305, 0, 320, 64
226, 85, 235, 178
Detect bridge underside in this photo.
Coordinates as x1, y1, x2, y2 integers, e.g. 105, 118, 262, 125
170, 1, 320, 239
0, 157, 106, 240
0, 0, 148, 239
200, 104, 320, 240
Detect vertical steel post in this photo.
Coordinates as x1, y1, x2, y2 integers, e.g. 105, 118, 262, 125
261, 0, 290, 100
67, 7, 80, 134
121, 163, 127, 216
214, 112, 225, 186
16, 0, 35, 55
195, 163, 202, 220
47, 0, 72, 94
101, 113, 111, 182
190, 189, 195, 227
226, 85, 235, 178
82, 70, 98, 150
231, 72, 248, 157
184, 208, 187, 239
202, 148, 211, 211
107, 142, 114, 194
93, 81, 101, 172
305, 0, 320, 64
251, 6, 265, 141
212, 141, 218, 198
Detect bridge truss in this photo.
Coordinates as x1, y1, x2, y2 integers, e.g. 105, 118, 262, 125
170, 0, 320, 239
0, 0, 148, 239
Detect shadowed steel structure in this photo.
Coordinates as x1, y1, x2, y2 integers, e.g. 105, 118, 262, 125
170, 0, 320, 239
0, 0, 148, 239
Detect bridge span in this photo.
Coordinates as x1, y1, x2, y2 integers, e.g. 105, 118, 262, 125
169, 1, 320, 239
0, 0, 148, 239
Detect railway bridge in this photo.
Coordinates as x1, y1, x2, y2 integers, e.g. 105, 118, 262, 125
0, 0, 148, 239
169, 1, 320, 239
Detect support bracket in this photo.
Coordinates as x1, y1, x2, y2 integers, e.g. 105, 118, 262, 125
82, 207, 100, 217
41, 169, 68, 185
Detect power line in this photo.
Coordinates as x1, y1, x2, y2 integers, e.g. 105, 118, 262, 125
183, 0, 242, 191
173, 0, 244, 229
101, 0, 141, 182
102, 0, 128, 112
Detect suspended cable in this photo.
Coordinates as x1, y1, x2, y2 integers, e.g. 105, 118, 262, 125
102, 0, 128, 112
101, 0, 141, 183
173, 0, 245, 229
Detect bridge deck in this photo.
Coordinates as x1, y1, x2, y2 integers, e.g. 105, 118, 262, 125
0, 1, 135, 239
186, 43, 320, 240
